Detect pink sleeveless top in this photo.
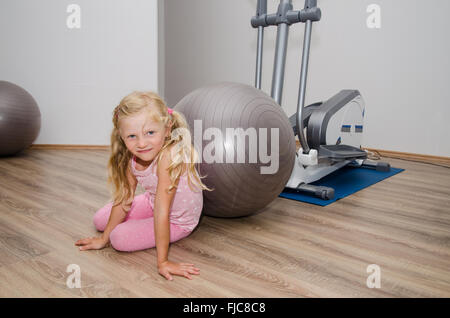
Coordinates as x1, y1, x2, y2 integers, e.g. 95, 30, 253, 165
131, 156, 203, 232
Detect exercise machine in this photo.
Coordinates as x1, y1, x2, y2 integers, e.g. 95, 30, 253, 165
251, 0, 390, 200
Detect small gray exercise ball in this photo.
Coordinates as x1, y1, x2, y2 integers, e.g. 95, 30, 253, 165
175, 82, 295, 218
0, 81, 41, 156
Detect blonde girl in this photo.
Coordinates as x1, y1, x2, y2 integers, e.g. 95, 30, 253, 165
75, 91, 209, 281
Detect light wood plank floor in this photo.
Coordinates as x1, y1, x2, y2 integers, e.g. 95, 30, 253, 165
0, 149, 449, 297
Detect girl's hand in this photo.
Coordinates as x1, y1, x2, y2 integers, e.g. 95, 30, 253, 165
158, 261, 200, 281
75, 236, 108, 251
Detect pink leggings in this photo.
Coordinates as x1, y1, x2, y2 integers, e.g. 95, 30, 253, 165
93, 193, 191, 252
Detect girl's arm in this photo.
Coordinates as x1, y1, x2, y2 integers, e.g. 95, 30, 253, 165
154, 149, 178, 265
76, 160, 137, 250
103, 160, 138, 241
154, 149, 199, 280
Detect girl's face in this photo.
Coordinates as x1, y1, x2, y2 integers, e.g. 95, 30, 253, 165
119, 109, 170, 163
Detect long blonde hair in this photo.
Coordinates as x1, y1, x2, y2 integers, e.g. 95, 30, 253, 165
108, 91, 211, 210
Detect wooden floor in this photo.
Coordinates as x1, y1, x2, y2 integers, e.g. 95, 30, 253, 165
0, 149, 449, 298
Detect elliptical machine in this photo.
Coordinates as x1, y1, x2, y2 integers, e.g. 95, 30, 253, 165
251, 0, 390, 200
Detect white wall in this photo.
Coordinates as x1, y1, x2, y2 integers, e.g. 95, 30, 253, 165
163, 0, 450, 157
0, 0, 159, 145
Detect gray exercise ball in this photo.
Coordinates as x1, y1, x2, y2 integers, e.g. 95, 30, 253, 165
175, 82, 295, 218
0, 81, 41, 156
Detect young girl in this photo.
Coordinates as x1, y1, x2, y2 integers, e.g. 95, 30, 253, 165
75, 91, 209, 281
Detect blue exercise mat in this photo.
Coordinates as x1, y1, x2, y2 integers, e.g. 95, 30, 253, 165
279, 166, 404, 206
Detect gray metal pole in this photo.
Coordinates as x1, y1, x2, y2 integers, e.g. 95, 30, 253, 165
270, 0, 291, 105
255, 26, 264, 89
296, 19, 313, 154
254, 0, 267, 89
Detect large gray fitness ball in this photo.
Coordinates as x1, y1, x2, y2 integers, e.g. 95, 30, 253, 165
0, 81, 41, 156
175, 82, 295, 218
